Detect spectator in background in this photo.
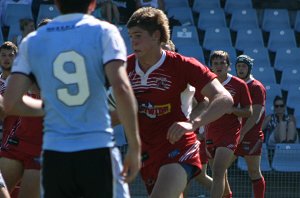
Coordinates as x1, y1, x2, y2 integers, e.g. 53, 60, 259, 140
99, 0, 120, 24
262, 96, 298, 148
234, 54, 266, 198
12, 18, 35, 46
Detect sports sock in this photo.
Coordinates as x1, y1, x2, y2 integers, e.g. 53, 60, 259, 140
252, 177, 265, 198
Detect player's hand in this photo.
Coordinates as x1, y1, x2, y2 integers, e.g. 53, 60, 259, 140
121, 146, 141, 183
167, 122, 193, 144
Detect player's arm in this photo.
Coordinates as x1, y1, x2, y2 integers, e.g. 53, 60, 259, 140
231, 105, 252, 118
239, 104, 264, 142
167, 79, 233, 144
189, 97, 209, 120
3, 74, 44, 117
192, 78, 233, 128
105, 60, 141, 183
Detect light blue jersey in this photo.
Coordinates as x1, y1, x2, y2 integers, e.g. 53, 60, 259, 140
12, 14, 127, 152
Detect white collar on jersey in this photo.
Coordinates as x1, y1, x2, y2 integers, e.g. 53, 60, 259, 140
222, 73, 232, 86
135, 50, 166, 77
245, 75, 255, 84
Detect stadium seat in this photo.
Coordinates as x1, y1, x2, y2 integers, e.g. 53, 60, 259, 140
273, 48, 300, 71
267, 29, 297, 53
164, 0, 190, 11
36, 4, 60, 24
167, 7, 194, 26
235, 29, 264, 51
272, 143, 300, 172
3, 3, 33, 27
192, 0, 221, 14
294, 109, 300, 128
117, 25, 132, 55
237, 143, 272, 171
243, 47, 271, 68
294, 10, 300, 32
197, 8, 227, 31
230, 9, 259, 32
171, 26, 200, 46
251, 66, 277, 85
0, 29, 4, 44
262, 9, 291, 32
280, 66, 300, 92
264, 83, 282, 115
224, 0, 253, 15
286, 84, 300, 110
177, 43, 205, 63
203, 27, 232, 51
7, 23, 21, 42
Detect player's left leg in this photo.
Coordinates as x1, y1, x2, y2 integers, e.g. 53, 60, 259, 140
150, 163, 187, 198
244, 155, 265, 198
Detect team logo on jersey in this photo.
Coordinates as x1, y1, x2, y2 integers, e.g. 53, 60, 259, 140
155, 77, 169, 89
139, 102, 171, 118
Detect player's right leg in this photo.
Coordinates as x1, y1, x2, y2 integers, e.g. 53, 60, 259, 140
18, 169, 40, 198
0, 157, 23, 193
0, 171, 11, 198
210, 147, 235, 198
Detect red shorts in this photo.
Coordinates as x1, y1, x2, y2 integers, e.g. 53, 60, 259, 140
0, 149, 41, 170
140, 141, 202, 194
205, 136, 238, 159
235, 139, 263, 156
199, 139, 208, 164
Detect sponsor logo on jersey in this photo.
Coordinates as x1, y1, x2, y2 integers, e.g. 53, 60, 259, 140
139, 102, 171, 118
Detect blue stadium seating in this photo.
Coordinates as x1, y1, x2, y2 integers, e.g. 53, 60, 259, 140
272, 144, 300, 172
235, 29, 264, 51
3, 3, 33, 27
197, 8, 227, 31
230, 9, 259, 31
192, 0, 221, 14
286, 84, 300, 110
171, 26, 200, 46
164, 0, 190, 11
167, 7, 194, 26
280, 66, 300, 92
274, 48, 300, 71
177, 43, 205, 63
7, 23, 21, 42
251, 66, 277, 85
117, 25, 132, 55
243, 47, 271, 68
267, 29, 297, 52
224, 0, 253, 15
264, 83, 282, 115
262, 9, 291, 32
237, 143, 272, 171
294, 10, 300, 32
294, 109, 300, 128
36, 4, 60, 24
203, 27, 232, 50
0, 29, 4, 44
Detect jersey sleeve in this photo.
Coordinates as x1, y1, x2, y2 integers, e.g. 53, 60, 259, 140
184, 57, 217, 98
240, 81, 252, 107
250, 83, 265, 105
101, 24, 127, 64
11, 37, 32, 75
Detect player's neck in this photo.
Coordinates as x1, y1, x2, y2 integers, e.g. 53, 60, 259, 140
138, 49, 162, 73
